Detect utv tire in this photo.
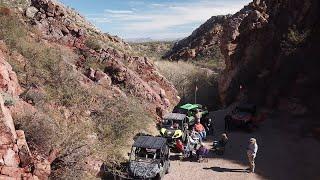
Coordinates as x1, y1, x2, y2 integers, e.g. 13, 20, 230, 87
166, 162, 170, 174
224, 116, 232, 131
153, 174, 162, 180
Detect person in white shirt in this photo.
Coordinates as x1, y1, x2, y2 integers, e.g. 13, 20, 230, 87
247, 138, 258, 173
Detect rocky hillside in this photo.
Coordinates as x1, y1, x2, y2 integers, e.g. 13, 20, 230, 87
165, 0, 319, 118
0, 49, 53, 179
130, 41, 174, 60
0, 0, 179, 179
163, 15, 227, 61
218, 0, 320, 118
163, 5, 255, 62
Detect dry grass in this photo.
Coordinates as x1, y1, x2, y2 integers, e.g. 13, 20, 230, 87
155, 61, 221, 110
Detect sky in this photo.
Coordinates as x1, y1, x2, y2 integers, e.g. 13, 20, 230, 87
60, 0, 252, 40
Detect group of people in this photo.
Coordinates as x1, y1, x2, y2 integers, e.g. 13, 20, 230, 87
175, 109, 259, 173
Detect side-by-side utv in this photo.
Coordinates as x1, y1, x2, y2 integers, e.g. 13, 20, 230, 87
160, 113, 188, 148
128, 136, 170, 180
175, 103, 209, 126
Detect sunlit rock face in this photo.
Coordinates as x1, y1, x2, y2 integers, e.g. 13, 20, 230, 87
0, 49, 50, 179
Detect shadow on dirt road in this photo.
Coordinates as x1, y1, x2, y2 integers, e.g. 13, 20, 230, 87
164, 104, 320, 180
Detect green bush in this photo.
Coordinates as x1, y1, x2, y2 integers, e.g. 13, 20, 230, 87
85, 38, 102, 51
130, 41, 174, 59
281, 26, 311, 55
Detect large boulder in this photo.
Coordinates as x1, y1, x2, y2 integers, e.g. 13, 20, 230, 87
0, 48, 22, 96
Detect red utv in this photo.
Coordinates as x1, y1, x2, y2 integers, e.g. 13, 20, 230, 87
224, 104, 261, 132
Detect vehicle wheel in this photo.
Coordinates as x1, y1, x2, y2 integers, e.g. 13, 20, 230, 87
217, 150, 224, 155
166, 162, 170, 174
224, 116, 231, 131
153, 174, 162, 180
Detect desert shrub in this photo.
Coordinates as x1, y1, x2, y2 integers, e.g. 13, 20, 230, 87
281, 26, 311, 55
82, 55, 105, 71
155, 61, 221, 110
193, 58, 225, 72
0, 0, 30, 8
1, 92, 15, 106
130, 41, 174, 59
85, 38, 102, 51
0, 15, 28, 47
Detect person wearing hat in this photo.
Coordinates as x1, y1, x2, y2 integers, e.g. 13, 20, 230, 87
247, 138, 258, 173
213, 133, 228, 155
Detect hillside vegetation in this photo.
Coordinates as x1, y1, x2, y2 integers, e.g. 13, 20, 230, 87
0, 11, 155, 179
129, 40, 223, 110
155, 61, 221, 109
0, 1, 178, 179
130, 41, 174, 60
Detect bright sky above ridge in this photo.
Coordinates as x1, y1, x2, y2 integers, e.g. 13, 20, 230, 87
60, 0, 251, 40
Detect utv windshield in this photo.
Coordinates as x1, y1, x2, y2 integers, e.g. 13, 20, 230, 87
176, 108, 189, 115
162, 119, 183, 129
130, 147, 161, 162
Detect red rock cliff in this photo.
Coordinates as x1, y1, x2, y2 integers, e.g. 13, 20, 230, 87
219, 0, 320, 115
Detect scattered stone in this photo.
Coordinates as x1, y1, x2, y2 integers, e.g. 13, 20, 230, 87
25, 6, 38, 18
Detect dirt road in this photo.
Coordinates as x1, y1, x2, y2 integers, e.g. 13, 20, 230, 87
163, 105, 320, 180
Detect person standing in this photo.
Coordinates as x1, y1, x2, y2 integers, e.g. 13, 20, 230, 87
247, 138, 258, 173
194, 109, 202, 122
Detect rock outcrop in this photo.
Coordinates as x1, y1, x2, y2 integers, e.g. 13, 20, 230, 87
25, 0, 127, 48
19, 0, 179, 116
218, 0, 320, 116
0, 49, 50, 180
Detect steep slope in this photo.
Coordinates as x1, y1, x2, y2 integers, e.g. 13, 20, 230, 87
163, 15, 227, 60
24, 0, 179, 114
0, 49, 52, 179
0, 0, 179, 178
163, 6, 253, 61
218, 0, 320, 118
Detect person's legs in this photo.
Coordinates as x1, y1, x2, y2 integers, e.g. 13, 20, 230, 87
203, 131, 207, 139
198, 155, 203, 162
184, 144, 191, 158
198, 132, 204, 141
247, 154, 254, 172
252, 157, 255, 173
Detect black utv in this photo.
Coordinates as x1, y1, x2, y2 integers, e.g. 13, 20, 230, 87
128, 136, 170, 180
